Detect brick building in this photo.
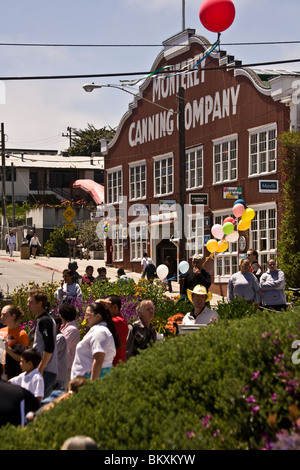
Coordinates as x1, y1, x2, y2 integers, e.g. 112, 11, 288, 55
102, 29, 300, 295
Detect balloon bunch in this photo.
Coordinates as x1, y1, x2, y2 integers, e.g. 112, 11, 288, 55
205, 199, 255, 256
103, 220, 109, 232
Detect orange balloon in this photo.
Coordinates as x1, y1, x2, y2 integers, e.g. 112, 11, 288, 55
238, 219, 251, 231
216, 240, 229, 252
206, 239, 219, 253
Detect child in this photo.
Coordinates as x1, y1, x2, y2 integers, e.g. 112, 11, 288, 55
9, 348, 44, 402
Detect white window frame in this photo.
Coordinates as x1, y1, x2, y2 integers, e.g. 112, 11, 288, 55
112, 224, 124, 262
186, 210, 204, 258
249, 202, 277, 271
129, 221, 148, 262
213, 210, 238, 283
248, 123, 277, 177
213, 134, 238, 185
107, 166, 123, 205
153, 153, 174, 197
186, 145, 204, 190
129, 160, 146, 201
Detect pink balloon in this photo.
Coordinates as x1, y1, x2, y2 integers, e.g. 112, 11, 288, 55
211, 224, 224, 240
232, 203, 245, 218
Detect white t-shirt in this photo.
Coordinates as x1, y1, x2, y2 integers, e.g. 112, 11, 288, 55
71, 322, 116, 379
10, 368, 44, 399
182, 306, 218, 325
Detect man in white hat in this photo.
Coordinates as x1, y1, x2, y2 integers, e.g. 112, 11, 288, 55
181, 254, 211, 297
182, 285, 218, 325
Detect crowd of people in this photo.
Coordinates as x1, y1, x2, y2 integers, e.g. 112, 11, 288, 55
0, 249, 288, 428
0, 281, 159, 427
227, 249, 287, 311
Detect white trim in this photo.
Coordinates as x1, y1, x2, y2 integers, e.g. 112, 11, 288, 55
153, 153, 174, 197
213, 135, 238, 185
248, 123, 277, 177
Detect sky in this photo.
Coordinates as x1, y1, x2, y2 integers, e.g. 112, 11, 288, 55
0, 0, 300, 153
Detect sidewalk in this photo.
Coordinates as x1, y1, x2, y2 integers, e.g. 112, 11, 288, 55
0, 250, 223, 306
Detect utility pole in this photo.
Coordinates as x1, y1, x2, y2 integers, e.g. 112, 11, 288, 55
182, 0, 186, 31
11, 162, 15, 227
1, 122, 7, 249
178, 87, 186, 293
62, 126, 75, 148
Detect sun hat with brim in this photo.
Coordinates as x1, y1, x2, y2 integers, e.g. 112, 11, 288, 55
187, 284, 212, 304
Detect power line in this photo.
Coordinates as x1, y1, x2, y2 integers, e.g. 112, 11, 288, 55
0, 40, 299, 47
1, 58, 300, 82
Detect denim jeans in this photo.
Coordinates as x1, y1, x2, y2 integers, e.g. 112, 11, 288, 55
43, 371, 57, 398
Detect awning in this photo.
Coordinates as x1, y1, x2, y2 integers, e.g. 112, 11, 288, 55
73, 179, 104, 205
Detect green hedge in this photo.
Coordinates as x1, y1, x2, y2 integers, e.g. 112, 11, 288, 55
1, 308, 300, 450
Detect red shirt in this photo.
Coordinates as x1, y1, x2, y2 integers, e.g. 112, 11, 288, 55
112, 316, 128, 366
81, 274, 95, 286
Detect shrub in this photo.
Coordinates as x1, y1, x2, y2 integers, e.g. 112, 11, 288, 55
1, 308, 300, 450
43, 226, 77, 257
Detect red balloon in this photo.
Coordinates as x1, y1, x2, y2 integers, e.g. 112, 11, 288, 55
199, 0, 236, 33
223, 217, 234, 225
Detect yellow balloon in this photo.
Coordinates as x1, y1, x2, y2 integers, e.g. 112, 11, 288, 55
206, 239, 219, 253
241, 208, 255, 222
238, 219, 251, 231
216, 240, 229, 253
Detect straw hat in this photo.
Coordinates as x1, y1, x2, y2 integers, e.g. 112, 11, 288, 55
187, 284, 212, 304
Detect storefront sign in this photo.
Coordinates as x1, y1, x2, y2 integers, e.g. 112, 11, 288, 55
159, 199, 177, 211
223, 186, 242, 200
259, 180, 279, 193
189, 193, 208, 205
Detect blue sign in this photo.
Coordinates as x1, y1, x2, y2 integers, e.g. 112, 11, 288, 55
259, 180, 279, 193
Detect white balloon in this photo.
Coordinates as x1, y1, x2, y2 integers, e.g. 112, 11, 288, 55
225, 231, 239, 243
156, 264, 169, 280
178, 260, 189, 274
211, 224, 224, 240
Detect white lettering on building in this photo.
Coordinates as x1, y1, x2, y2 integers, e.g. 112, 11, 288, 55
128, 85, 240, 147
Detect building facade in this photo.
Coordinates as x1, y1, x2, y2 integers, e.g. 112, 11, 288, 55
1, 150, 104, 203
103, 29, 300, 295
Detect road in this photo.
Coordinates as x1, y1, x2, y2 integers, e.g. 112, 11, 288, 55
0, 250, 223, 305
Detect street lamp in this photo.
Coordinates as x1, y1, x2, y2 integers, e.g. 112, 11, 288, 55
83, 83, 175, 112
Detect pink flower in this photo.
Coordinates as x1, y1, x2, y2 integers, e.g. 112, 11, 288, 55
246, 395, 256, 404
271, 393, 277, 402
186, 431, 195, 439
251, 406, 260, 414
251, 371, 260, 381
201, 414, 212, 428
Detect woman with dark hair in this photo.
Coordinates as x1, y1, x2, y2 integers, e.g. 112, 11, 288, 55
70, 303, 120, 381
54, 269, 83, 305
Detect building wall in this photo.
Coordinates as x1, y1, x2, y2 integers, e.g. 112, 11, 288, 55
103, 31, 293, 293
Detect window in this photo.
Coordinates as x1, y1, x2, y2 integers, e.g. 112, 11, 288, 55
112, 224, 123, 262
187, 213, 204, 258
249, 204, 277, 271
249, 124, 277, 176
107, 167, 122, 204
186, 146, 203, 190
129, 223, 148, 261
129, 161, 146, 200
154, 154, 173, 196
213, 212, 238, 282
213, 135, 238, 184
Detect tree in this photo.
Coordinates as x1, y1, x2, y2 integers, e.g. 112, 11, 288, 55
67, 124, 116, 156
277, 131, 300, 287
76, 220, 104, 251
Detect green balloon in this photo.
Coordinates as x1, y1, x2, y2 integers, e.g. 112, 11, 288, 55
223, 222, 234, 235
